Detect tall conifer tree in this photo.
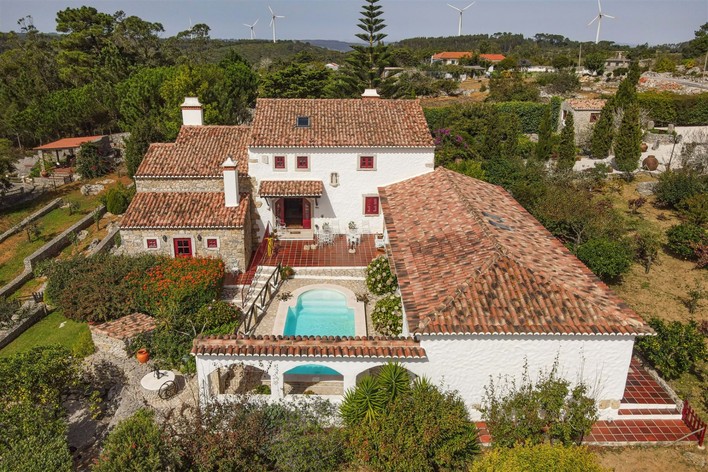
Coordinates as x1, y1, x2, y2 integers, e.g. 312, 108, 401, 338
614, 103, 642, 176
590, 97, 616, 159
557, 112, 576, 172
345, 0, 389, 95
535, 105, 553, 161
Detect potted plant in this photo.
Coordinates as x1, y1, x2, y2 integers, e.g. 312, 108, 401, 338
136, 348, 150, 364
348, 221, 357, 231
280, 265, 295, 279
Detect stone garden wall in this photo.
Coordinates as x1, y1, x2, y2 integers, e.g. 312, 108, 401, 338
0, 304, 47, 350
0, 197, 63, 244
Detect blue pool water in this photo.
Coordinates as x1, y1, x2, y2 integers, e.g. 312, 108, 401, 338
283, 289, 355, 336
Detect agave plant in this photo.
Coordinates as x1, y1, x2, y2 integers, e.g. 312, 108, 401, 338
340, 375, 385, 426
376, 362, 411, 403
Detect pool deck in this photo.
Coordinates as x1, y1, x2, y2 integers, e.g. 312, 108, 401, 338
252, 268, 382, 337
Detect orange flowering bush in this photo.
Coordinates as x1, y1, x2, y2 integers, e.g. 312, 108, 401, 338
126, 257, 225, 321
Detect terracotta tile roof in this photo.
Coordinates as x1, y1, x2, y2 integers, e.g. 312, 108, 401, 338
90, 313, 156, 340
566, 99, 607, 111
379, 167, 652, 337
432, 51, 472, 60
250, 98, 434, 148
121, 192, 249, 229
34, 135, 105, 150
259, 180, 324, 197
479, 53, 506, 62
135, 125, 250, 178
191, 334, 427, 358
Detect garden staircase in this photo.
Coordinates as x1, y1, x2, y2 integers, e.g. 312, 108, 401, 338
238, 265, 283, 335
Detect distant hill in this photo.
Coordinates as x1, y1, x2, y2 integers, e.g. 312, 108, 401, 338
189, 39, 347, 65
304, 40, 356, 52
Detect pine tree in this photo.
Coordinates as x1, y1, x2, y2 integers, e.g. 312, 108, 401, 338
344, 0, 390, 95
590, 97, 616, 159
557, 112, 576, 172
535, 105, 553, 161
614, 103, 642, 176
615, 61, 640, 109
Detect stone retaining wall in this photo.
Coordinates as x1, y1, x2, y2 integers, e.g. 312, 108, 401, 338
87, 225, 120, 257
0, 304, 47, 350
0, 206, 106, 299
0, 197, 63, 244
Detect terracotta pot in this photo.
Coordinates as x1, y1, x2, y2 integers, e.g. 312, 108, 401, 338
640, 142, 648, 152
643, 155, 659, 171
136, 348, 149, 364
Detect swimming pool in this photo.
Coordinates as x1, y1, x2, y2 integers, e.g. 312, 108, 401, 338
283, 289, 355, 336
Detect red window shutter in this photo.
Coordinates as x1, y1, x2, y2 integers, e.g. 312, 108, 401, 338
365, 196, 379, 215
146, 238, 157, 249
360, 156, 374, 169
297, 156, 308, 169
206, 238, 218, 249
274, 156, 285, 169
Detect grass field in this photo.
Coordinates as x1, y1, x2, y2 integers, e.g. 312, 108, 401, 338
0, 310, 94, 359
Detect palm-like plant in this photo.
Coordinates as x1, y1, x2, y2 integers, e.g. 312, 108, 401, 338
340, 375, 386, 426
377, 362, 410, 403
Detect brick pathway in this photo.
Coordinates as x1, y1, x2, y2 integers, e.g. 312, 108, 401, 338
585, 419, 699, 444
622, 357, 675, 405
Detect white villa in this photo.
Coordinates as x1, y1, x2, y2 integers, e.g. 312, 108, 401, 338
121, 92, 652, 421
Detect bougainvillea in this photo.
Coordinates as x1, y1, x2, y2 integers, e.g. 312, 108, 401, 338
371, 294, 403, 336
126, 257, 225, 321
365, 256, 398, 296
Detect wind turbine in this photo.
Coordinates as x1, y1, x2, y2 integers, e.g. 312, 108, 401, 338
268, 6, 284, 43
587, 0, 615, 44
447, 3, 475, 37
244, 19, 258, 40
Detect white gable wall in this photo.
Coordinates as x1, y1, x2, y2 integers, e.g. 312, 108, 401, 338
412, 334, 635, 420
248, 147, 434, 235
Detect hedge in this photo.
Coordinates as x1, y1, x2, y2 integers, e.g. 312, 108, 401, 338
424, 97, 561, 135
637, 92, 708, 126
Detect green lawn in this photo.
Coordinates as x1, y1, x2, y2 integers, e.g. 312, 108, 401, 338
0, 310, 94, 358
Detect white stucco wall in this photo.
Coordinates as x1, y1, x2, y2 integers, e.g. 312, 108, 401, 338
247, 147, 434, 236
411, 334, 635, 420
195, 333, 635, 420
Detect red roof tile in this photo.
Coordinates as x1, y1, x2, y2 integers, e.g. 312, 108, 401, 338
479, 54, 506, 62
432, 52, 472, 60
135, 126, 250, 178
191, 334, 427, 358
566, 99, 607, 111
259, 180, 324, 197
121, 192, 249, 229
250, 98, 434, 148
379, 167, 652, 336
34, 135, 105, 150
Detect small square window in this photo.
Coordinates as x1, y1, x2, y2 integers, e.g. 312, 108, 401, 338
296, 156, 309, 170
359, 156, 375, 170
146, 238, 158, 249
296, 116, 310, 127
274, 155, 286, 169
364, 196, 380, 216
206, 238, 218, 249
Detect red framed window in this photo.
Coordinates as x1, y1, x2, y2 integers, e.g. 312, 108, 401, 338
274, 155, 286, 169
206, 238, 218, 249
359, 156, 375, 169
146, 238, 158, 249
174, 238, 192, 257
296, 156, 309, 169
364, 196, 380, 216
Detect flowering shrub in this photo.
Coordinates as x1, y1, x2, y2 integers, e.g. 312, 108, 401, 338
365, 256, 398, 296
433, 128, 474, 167
372, 294, 403, 336
127, 257, 224, 321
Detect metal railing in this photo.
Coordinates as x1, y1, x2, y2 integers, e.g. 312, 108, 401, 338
682, 400, 706, 447
239, 263, 283, 335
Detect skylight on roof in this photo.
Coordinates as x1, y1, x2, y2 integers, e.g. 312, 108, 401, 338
296, 116, 310, 127
489, 220, 513, 231
482, 211, 503, 222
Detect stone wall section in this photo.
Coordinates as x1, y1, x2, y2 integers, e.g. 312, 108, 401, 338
0, 197, 63, 244
135, 176, 252, 194
120, 227, 249, 272
0, 304, 47, 350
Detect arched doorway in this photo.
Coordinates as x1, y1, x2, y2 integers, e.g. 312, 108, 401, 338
283, 364, 344, 395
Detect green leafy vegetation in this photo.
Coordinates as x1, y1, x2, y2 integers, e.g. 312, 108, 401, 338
365, 255, 398, 295
471, 444, 608, 472
481, 362, 598, 447
102, 182, 134, 214
666, 223, 707, 260
636, 318, 707, 380
371, 294, 403, 336
576, 238, 633, 281
0, 310, 94, 358
557, 111, 576, 171
76, 142, 111, 179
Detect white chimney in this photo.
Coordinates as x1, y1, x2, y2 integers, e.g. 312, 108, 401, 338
222, 156, 240, 207
361, 88, 380, 100
181, 97, 203, 126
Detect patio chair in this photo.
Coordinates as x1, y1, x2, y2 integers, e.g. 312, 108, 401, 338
375, 234, 386, 250
319, 230, 334, 246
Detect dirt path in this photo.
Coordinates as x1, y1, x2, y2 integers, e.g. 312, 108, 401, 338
595, 446, 707, 471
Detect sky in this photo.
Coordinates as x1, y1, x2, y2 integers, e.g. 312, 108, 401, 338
0, 0, 706, 46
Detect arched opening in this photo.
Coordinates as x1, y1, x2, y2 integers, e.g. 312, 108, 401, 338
213, 364, 271, 395
284, 364, 344, 396
355, 365, 418, 385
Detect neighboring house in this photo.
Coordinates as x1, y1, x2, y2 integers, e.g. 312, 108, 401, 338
34, 135, 109, 166
559, 98, 607, 145
479, 53, 506, 63
430, 51, 472, 65
604, 52, 631, 72
525, 65, 557, 73
120, 92, 435, 267
192, 167, 652, 419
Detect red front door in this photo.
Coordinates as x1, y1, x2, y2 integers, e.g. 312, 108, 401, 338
302, 198, 311, 229
173, 238, 192, 257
